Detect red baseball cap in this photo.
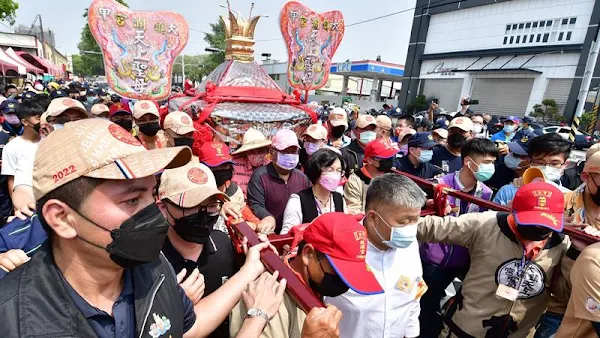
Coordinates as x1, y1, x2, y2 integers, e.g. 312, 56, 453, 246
512, 181, 564, 232
108, 103, 132, 118
198, 142, 233, 167
364, 139, 400, 159
303, 212, 384, 295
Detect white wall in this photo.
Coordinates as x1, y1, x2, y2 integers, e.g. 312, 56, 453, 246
424, 0, 595, 54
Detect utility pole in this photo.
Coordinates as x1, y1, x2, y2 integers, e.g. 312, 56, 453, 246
39, 14, 45, 59
570, 25, 600, 141
181, 55, 186, 85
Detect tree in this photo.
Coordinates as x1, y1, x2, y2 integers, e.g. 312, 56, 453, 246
76, 0, 129, 77
0, 0, 18, 25
172, 54, 211, 82
405, 95, 428, 114
202, 20, 226, 75
541, 98, 559, 123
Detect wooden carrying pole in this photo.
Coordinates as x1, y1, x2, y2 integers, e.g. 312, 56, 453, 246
231, 221, 325, 313
391, 169, 600, 244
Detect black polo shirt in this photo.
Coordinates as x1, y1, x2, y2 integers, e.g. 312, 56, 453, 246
394, 155, 443, 179
431, 145, 462, 174
162, 230, 239, 338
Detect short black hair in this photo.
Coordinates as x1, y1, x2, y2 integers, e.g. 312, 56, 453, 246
304, 148, 345, 184
16, 100, 44, 120
398, 114, 415, 126
36, 177, 104, 241
32, 94, 52, 111
461, 138, 499, 160
472, 113, 483, 119
5, 84, 16, 92
528, 133, 572, 160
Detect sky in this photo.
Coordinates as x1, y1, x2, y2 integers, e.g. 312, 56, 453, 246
11, 0, 416, 65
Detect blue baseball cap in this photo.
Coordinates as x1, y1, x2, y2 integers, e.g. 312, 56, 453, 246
508, 131, 538, 156
50, 89, 68, 99
408, 132, 437, 149
22, 91, 36, 100
387, 107, 403, 118
0, 99, 18, 114
506, 116, 520, 124
522, 116, 533, 123
434, 116, 450, 130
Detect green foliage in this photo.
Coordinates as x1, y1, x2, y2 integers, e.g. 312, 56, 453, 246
202, 21, 226, 75
76, 0, 128, 77
581, 111, 595, 131
0, 0, 18, 25
405, 95, 428, 114
172, 54, 211, 82
530, 98, 561, 123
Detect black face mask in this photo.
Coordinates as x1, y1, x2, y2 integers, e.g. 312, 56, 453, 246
174, 137, 194, 148
76, 203, 169, 268
212, 168, 233, 188
114, 119, 133, 131
308, 259, 349, 297
173, 211, 219, 244
517, 225, 552, 241
331, 125, 346, 139
588, 177, 600, 206
139, 122, 161, 136
375, 157, 394, 173
448, 133, 468, 149
32, 122, 41, 133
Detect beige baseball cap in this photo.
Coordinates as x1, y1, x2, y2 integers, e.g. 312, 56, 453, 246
46, 97, 88, 118
232, 128, 271, 155
448, 117, 474, 132
303, 124, 328, 140
329, 107, 348, 128
133, 100, 159, 119
91, 104, 110, 116
376, 115, 392, 131
32, 119, 192, 200
158, 158, 228, 208
163, 111, 195, 135
356, 114, 376, 129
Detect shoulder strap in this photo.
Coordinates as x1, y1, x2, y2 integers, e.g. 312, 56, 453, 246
332, 192, 344, 212
297, 188, 319, 223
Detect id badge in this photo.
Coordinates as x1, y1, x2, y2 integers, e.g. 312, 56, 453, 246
496, 284, 518, 301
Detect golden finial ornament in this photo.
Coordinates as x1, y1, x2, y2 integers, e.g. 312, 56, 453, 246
220, 1, 263, 61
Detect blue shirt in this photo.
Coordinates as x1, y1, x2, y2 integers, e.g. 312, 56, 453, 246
431, 145, 462, 174
0, 214, 47, 279
60, 268, 196, 338
492, 183, 518, 206
490, 130, 515, 142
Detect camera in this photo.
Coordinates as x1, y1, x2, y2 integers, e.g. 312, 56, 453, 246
462, 99, 479, 105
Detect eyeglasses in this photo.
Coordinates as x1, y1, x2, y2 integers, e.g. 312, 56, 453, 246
199, 201, 223, 216
322, 167, 343, 175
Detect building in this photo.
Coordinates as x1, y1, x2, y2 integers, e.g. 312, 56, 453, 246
0, 32, 66, 80
14, 24, 56, 48
261, 59, 403, 107
400, 0, 600, 119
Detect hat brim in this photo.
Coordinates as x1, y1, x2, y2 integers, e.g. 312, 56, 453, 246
449, 125, 472, 132
374, 148, 400, 159
170, 125, 196, 135
303, 131, 327, 140
232, 140, 272, 155
507, 142, 528, 156
166, 187, 229, 208
326, 255, 383, 295
329, 120, 348, 127
202, 157, 233, 168
410, 140, 437, 149
49, 105, 88, 118
85, 146, 192, 180
513, 211, 564, 232
356, 121, 377, 129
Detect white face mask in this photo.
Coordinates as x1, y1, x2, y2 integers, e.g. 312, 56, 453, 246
532, 165, 564, 182
473, 124, 483, 134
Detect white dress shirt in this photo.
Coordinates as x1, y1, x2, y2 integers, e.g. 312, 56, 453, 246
325, 240, 423, 338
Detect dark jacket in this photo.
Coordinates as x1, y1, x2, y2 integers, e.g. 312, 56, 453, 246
247, 163, 311, 234
297, 187, 344, 223
342, 139, 366, 177
0, 244, 186, 338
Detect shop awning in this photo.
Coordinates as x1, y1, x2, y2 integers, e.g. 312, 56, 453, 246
5, 48, 43, 75
452, 68, 542, 74
16, 51, 62, 77
0, 49, 26, 75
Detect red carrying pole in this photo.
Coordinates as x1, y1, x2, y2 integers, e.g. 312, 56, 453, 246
231, 221, 325, 313
304, 90, 309, 103
390, 168, 599, 244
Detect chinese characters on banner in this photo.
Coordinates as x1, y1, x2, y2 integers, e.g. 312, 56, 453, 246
88, 0, 189, 100
279, 1, 345, 91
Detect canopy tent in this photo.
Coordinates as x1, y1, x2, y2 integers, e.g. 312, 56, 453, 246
5, 48, 43, 75
0, 49, 25, 75
16, 51, 62, 77
0, 59, 19, 76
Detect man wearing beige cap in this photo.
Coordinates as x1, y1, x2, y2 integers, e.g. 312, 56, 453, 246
431, 116, 474, 174
231, 128, 272, 197
90, 103, 109, 119
327, 107, 350, 148
43, 97, 89, 129
343, 114, 377, 175
133, 100, 167, 150
300, 124, 328, 169
163, 111, 195, 148
158, 159, 282, 337
375, 115, 393, 143
0, 119, 282, 337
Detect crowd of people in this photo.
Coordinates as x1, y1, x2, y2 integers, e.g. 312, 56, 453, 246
0, 81, 598, 338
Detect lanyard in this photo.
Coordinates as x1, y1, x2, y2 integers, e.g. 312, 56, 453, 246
315, 195, 333, 215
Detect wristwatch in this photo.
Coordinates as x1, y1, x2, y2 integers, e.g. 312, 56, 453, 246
245, 307, 270, 323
